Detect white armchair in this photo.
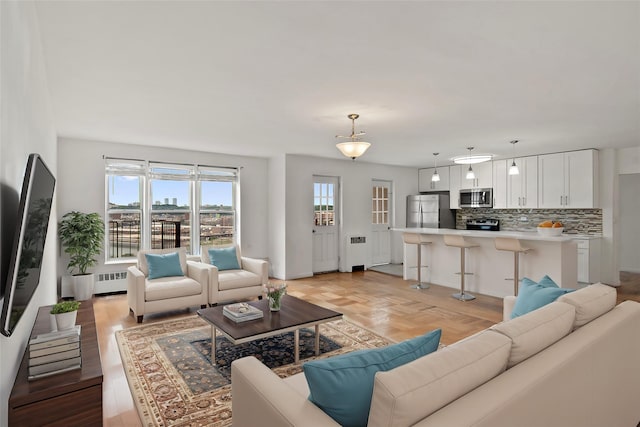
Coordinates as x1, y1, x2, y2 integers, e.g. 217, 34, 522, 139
127, 247, 210, 323
201, 244, 268, 306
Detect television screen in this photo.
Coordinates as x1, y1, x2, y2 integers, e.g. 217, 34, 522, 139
1, 154, 56, 337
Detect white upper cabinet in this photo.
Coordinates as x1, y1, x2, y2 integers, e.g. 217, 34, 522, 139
418, 167, 450, 192
538, 149, 598, 209
507, 156, 538, 208
492, 160, 507, 209
459, 161, 492, 189
449, 165, 461, 209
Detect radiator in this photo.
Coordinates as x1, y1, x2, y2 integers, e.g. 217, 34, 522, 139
344, 235, 367, 272
61, 271, 128, 297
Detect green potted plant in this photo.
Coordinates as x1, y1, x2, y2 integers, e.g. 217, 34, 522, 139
59, 211, 105, 301
50, 300, 81, 331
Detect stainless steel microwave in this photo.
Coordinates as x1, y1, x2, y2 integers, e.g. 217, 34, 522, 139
459, 188, 493, 208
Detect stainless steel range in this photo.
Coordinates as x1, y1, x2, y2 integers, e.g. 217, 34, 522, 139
466, 218, 500, 231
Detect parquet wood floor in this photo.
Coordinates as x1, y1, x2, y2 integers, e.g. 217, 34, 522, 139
94, 270, 640, 426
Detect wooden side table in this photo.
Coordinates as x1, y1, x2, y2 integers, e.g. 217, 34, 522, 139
9, 300, 103, 426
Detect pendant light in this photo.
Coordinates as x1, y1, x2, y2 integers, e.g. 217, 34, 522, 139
431, 153, 441, 182
335, 114, 371, 160
508, 140, 520, 176
465, 147, 476, 180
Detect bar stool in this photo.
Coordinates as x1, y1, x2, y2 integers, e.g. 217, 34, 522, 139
443, 234, 479, 301
494, 237, 532, 296
402, 233, 432, 289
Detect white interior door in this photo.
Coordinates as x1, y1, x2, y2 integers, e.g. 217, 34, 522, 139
313, 176, 339, 273
371, 180, 392, 265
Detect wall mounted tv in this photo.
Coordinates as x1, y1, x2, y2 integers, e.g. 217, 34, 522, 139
1, 154, 55, 337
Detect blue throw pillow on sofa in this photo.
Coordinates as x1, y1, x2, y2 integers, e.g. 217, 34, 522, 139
208, 247, 241, 271
511, 275, 574, 319
302, 328, 441, 427
145, 252, 184, 280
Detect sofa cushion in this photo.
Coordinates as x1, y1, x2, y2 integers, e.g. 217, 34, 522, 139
201, 244, 242, 267
145, 252, 185, 280
145, 276, 202, 301
368, 330, 511, 427
303, 328, 441, 427
208, 246, 241, 271
511, 275, 574, 319
218, 270, 262, 290
491, 301, 575, 368
138, 247, 187, 277
557, 283, 617, 329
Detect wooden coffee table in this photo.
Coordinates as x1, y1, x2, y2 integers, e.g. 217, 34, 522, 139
197, 295, 342, 365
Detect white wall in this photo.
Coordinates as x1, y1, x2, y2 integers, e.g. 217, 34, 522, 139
272, 154, 417, 280
619, 174, 640, 272
267, 154, 287, 279
57, 138, 270, 281
0, 1, 57, 425
617, 146, 640, 273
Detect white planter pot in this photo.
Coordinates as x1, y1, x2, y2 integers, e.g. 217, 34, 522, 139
72, 274, 95, 301
54, 310, 77, 331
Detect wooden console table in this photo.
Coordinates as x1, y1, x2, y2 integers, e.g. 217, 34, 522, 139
9, 300, 103, 426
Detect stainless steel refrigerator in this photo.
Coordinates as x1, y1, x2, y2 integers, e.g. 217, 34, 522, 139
406, 194, 455, 229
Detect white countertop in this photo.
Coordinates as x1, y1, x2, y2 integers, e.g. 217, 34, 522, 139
393, 227, 576, 242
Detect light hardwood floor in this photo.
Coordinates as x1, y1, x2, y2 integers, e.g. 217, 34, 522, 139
94, 270, 640, 426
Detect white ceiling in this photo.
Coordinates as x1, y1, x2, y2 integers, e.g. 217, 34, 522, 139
35, 1, 640, 168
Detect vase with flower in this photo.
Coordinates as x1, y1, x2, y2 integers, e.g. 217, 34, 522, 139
264, 282, 287, 311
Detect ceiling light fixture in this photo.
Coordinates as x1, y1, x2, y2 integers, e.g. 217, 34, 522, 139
465, 147, 476, 180
335, 113, 371, 160
508, 140, 520, 176
431, 153, 441, 182
451, 151, 493, 164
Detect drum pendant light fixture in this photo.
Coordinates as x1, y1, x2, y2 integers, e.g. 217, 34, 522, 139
335, 113, 371, 160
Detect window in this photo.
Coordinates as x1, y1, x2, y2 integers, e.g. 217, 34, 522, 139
372, 185, 389, 225
314, 182, 335, 226
105, 159, 237, 262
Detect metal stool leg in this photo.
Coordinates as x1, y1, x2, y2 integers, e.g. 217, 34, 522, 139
513, 252, 520, 296
411, 243, 429, 290
452, 247, 475, 301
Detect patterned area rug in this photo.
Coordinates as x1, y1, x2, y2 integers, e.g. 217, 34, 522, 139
116, 316, 391, 426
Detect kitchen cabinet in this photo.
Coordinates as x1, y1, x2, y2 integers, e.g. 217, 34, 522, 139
459, 160, 492, 189
574, 238, 601, 284
538, 150, 598, 208
449, 165, 461, 208
492, 160, 507, 209
418, 167, 450, 192
507, 156, 538, 208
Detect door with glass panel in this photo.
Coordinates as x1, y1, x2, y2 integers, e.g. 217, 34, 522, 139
313, 176, 339, 273
371, 180, 392, 265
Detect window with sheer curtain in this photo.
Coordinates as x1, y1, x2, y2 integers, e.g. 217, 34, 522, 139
105, 159, 237, 262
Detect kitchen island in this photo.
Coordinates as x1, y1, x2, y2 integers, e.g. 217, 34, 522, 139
395, 228, 578, 298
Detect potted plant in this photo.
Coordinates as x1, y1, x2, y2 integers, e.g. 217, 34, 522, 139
50, 300, 81, 331
59, 211, 105, 301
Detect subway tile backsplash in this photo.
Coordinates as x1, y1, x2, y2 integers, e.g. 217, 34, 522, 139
456, 208, 602, 235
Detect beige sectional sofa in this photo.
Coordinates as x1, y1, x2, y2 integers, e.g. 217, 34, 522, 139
231, 283, 640, 426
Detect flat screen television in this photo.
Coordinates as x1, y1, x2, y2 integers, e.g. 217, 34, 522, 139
1, 154, 56, 337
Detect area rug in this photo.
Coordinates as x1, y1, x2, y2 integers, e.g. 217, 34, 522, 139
116, 316, 392, 426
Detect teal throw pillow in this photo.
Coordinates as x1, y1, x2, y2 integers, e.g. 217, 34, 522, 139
208, 247, 240, 271
145, 252, 184, 280
303, 328, 441, 427
511, 275, 574, 319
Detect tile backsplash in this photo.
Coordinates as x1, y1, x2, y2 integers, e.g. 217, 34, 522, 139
456, 208, 602, 235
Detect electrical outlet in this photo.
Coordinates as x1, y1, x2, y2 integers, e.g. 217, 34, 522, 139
519, 216, 528, 222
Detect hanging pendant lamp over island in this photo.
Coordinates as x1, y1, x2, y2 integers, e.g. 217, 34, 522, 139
431, 153, 441, 182
335, 113, 371, 160
509, 140, 520, 176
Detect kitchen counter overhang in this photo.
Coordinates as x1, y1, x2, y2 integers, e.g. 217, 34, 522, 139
395, 227, 578, 297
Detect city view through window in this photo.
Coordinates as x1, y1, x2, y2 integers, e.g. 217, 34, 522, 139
107, 167, 235, 261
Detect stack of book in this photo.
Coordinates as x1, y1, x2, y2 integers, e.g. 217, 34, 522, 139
28, 325, 82, 380
223, 303, 264, 322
